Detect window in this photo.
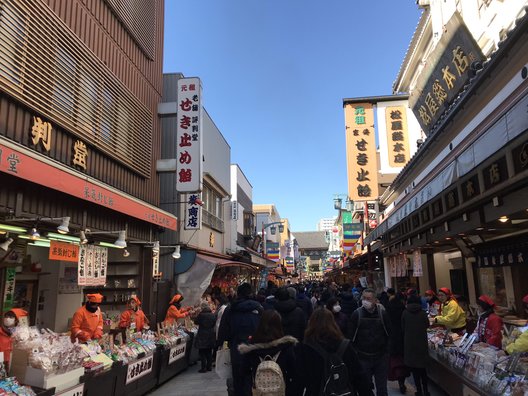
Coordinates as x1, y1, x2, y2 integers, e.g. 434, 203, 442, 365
78, 71, 98, 136
243, 212, 254, 237
478, 267, 507, 308
101, 88, 114, 144
0, 0, 28, 88
53, 46, 76, 116
202, 184, 224, 232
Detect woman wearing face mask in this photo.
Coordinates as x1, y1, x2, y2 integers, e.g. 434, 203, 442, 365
433, 288, 466, 335
0, 309, 27, 370
119, 296, 149, 332
505, 294, 528, 354
325, 297, 348, 335
473, 295, 502, 348
70, 293, 104, 343
164, 294, 192, 325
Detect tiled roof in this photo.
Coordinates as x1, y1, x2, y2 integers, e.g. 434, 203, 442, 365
292, 231, 329, 249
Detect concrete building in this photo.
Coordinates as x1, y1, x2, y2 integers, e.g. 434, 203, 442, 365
316, 217, 337, 232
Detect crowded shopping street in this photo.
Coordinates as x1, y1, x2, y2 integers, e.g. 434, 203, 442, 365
0, 0, 528, 395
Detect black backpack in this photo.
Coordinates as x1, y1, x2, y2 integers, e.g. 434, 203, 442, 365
307, 339, 353, 396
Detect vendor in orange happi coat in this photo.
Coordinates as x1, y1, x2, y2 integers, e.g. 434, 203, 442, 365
70, 293, 104, 343
0, 308, 27, 369
119, 296, 149, 332
164, 294, 192, 325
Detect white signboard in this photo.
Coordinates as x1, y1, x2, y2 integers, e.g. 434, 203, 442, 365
184, 193, 202, 230
176, 77, 203, 192
413, 250, 423, 277
78, 245, 108, 286
126, 354, 154, 384
55, 383, 84, 396
168, 343, 187, 364
231, 201, 238, 221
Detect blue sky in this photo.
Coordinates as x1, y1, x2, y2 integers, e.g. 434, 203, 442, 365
163, 1, 422, 231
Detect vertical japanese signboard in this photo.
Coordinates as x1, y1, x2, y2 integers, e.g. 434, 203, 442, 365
176, 77, 203, 193
409, 12, 484, 136
78, 245, 108, 286
185, 193, 202, 230
345, 103, 379, 201
385, 106, 410, 167
3, 268, 16, 311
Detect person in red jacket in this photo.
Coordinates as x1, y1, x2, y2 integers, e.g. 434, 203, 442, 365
70, 293, 104, 343
164, 294, 192, 325
474, 295, 503, 349
119, 296, 149, 332
0, 308, 27, 370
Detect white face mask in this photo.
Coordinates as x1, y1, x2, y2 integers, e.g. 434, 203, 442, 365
362, 300, 374, 310
3, 318, 15, 327
333, 305, 341, 313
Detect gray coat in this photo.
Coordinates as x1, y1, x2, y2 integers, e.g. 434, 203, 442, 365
401, 303, 429, 368
194, 306, 216, 349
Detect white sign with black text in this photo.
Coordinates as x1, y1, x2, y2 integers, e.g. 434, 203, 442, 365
126, 355, 154, 384
55, 383, 84, 396
168, 343, 187, 364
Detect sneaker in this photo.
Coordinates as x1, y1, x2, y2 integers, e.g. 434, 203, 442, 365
198, 368, 207, 373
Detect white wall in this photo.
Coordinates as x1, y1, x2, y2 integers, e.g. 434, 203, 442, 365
433, 252, 456, 290
203, 110, 230, 193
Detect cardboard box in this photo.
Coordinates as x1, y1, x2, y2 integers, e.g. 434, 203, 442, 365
23, 366, 84, 392
9, 349, 30, 381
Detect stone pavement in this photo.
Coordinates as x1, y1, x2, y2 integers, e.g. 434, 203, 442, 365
149, 363, 448, 396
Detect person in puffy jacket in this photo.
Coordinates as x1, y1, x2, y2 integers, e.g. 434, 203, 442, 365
0, 308, 27, 370
433, 287, 466, 334
164, 294, 192, 325
339, 283, 358, 319
119, 296, 149, 332
506, 294, 528, 354
194, 302, 217, 372
273, 287, 306, 341
473, 295, 502, 349
70, 293, 104, 343
238, 310, 300, 396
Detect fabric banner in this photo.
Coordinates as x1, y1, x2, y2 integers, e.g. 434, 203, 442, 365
413, 250, 423, 277
266, 242, 280, 262
176, 254, 216, 307
390, 256, 397, 277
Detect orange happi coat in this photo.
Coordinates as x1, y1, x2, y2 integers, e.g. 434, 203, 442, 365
70, 305, 103, 343
0, 327, 13, 364
164, 304, 191, 325
119, 308, 148, 331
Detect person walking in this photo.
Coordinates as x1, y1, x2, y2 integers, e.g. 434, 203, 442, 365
386, 292, 409, 394
402, 295, 430, 396
299, 308, 373, 396
194, 302, 217, 373
339, 283, 358, 320
296, 286, 313, 320
326, 297, 348, 335
238, 310, 299, 396
217, 283, 263, 396
347, 288, 391, 396
273, 287, 306, 341
433, 288, 466, 335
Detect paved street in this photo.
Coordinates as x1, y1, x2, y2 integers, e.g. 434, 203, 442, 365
149, 363, 448, 396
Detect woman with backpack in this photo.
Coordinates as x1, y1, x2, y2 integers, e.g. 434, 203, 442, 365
299, 308, 373, 396
238, 310, 300, 396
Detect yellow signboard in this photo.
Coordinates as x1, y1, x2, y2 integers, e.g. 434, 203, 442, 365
345, 103, 379, 201
385, 106, 410, 168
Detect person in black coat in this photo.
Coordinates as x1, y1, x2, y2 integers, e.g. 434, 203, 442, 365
386, 292, 409, 393
238, 310, 300, 396
273, 287, 306, 341
339, 283, 358, 319
295, 286, 313, 320
326, 297, 348, 335
194, 302, 217, 372
299, 308, 373, 396
402, 295, 430, 396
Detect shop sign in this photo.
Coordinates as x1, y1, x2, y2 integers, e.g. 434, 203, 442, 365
168, 343, 187, 364
409, 12, 484, 136
72, 140, 88, 171
176, 77, 203, 193
412, 250, 423, 277
184, 193, 202, 230
511, 139, 528, 175
483, 157, 507, 190
126, 354, 154, 384
77, 245, 108, 286
55, 383, 84, 396
476, 245, 528, 268
49, 240, 79, 262
2, 268, 16, 311
461, 174, 480, 202
152, 254, 160, 279
385, 106, 411, 167
345, 103, 379, 200
0, 142, 177, 230
31, 116, 52, 152
231, 201, 238, 221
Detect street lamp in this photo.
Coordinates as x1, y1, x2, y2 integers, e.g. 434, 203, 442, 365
334, 194, 353, 211
261, 221, 285, 259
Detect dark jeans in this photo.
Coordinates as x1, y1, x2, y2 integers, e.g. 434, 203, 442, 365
410, 367, 429, 395
199, 348, 212, 370
359, 353, 389, 396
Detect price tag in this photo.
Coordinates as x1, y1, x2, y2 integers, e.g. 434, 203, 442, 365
56, 383, 84, 396
168, 343, 187, 364
125, 354, 154, 384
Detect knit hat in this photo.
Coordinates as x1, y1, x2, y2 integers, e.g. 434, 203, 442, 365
478, 295, 495, 308
87, 293, 104, 303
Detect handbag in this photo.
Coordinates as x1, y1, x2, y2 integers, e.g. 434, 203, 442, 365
215, 347, 232, 380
